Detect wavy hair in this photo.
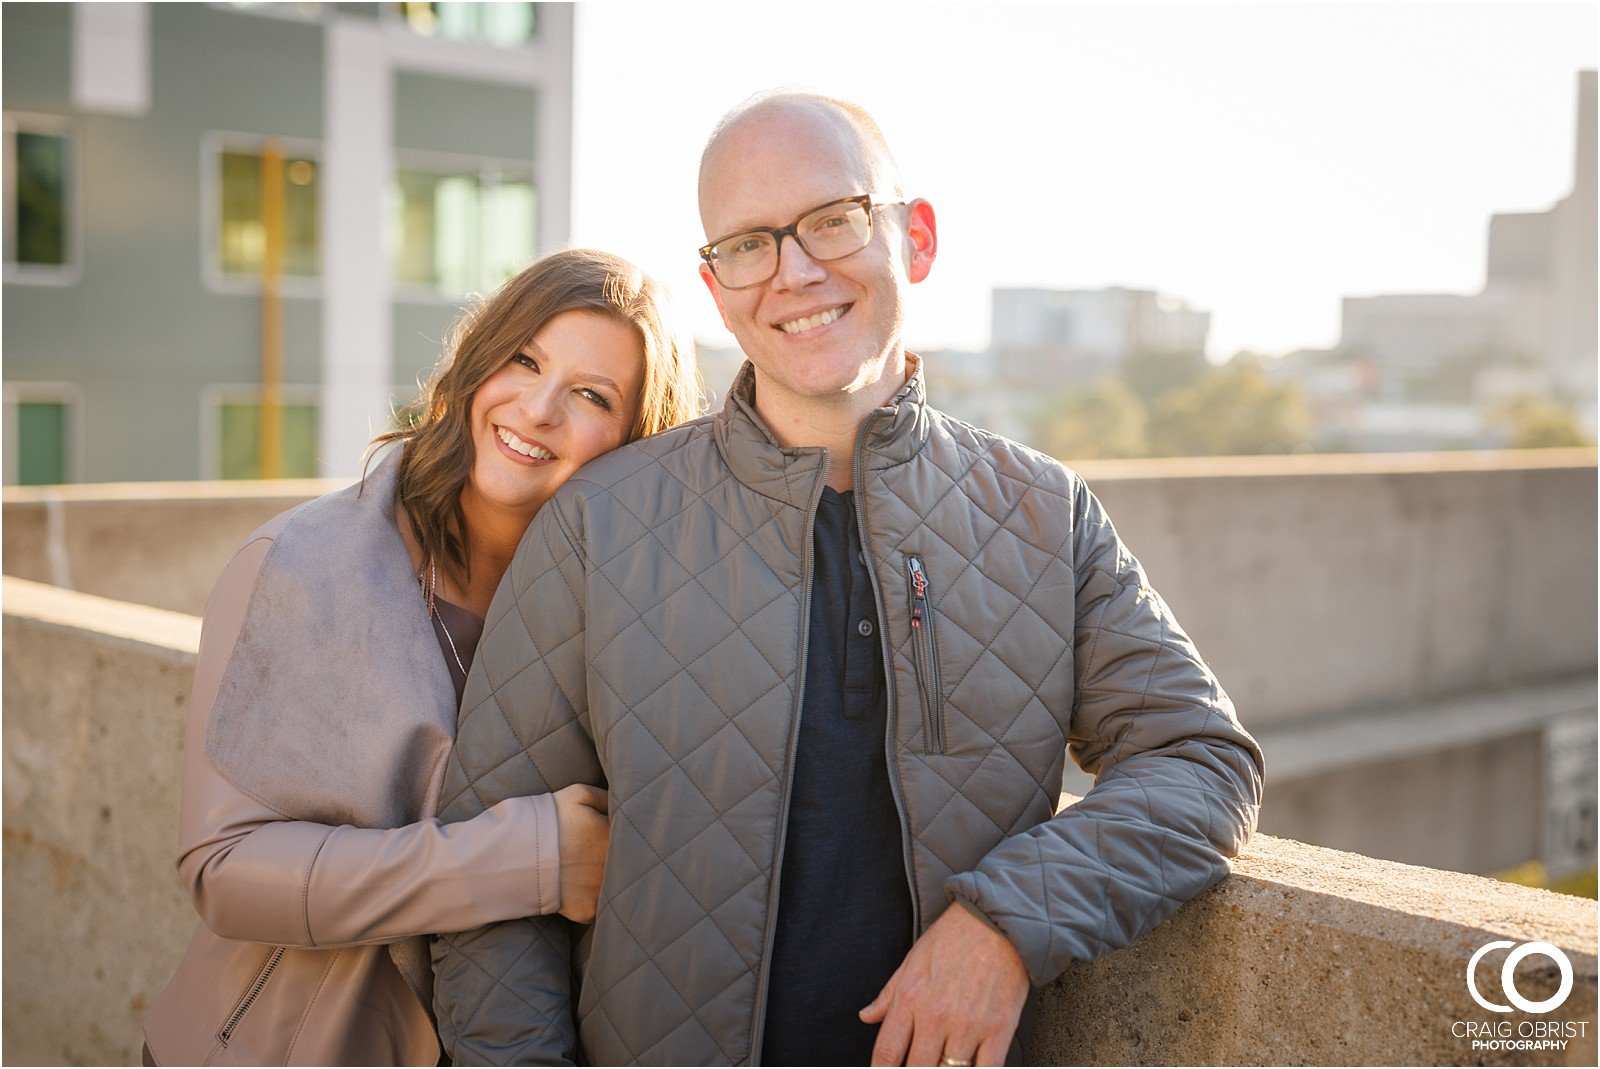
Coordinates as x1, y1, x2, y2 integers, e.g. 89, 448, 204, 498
371, 248, 702, 587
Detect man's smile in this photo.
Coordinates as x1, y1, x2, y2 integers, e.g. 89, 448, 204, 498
774, 302, 853, 335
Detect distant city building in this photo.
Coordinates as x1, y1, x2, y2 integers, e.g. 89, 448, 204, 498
1337, 69, 1596, 405
2, 2, 573, 483
989, 285, 1210, 384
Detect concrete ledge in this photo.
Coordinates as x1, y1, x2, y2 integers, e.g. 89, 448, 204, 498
2, 577, 201, 657
2, 480, 348, 614
1071, 446, 1597, 481
1034, 830, 1599, 1066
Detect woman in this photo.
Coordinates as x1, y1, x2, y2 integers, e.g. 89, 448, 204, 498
142, 249, 702, 1066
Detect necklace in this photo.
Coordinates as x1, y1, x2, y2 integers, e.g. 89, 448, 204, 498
423, 559, 468, 677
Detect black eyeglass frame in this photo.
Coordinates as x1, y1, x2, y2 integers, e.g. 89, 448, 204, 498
698, 193, 907, 289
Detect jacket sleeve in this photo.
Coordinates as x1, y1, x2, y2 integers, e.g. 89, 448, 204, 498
177, 519, 563, 950
431, 499, 601, 1067
944, 475, 1264, 986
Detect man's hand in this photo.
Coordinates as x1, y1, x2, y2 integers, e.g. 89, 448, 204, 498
859, 902, 1029, 1066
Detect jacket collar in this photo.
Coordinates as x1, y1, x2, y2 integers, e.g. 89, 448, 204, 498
205, 443, 456, 828
712, 354, 932, 509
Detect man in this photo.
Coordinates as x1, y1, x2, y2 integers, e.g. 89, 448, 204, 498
432, 92, 1263, 1066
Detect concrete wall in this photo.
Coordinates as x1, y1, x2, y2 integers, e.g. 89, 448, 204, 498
4, 576, 1595, 1065
6, 449, 1593, 712
3, 579, 199, 1066
1070, 449, 1597, 727
3, 452, 1595, 876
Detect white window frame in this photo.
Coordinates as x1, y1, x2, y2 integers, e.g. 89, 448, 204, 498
2, 382, 85, 484
3, 112, 83, 286
199, 382, 322, 479
390, 146, 536, 304
200, 130, 324, 298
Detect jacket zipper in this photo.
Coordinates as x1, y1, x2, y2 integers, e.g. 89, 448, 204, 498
906, 555, 945, 754
848, 415, 923, 938
748, 450, 830, 1063
216, 945, 284, 1046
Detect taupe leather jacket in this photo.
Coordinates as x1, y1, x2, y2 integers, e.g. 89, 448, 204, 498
143, 450, 562, 1066
432, 362, 1265, 1065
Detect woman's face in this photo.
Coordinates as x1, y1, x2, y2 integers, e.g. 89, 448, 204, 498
464, 310, 645, 526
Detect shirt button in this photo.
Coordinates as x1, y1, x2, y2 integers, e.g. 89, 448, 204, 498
857, 619, 875, 637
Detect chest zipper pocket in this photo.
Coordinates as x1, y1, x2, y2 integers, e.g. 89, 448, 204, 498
217, 945, 284, 1046
907, 556, 946, 754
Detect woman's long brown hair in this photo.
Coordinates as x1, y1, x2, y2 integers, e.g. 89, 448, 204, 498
369, 248, 702, 589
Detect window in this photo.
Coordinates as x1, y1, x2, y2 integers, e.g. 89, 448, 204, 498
214, 1, 325, 19
4, 114, 77, 282
391, 2, 536, 46
204, 388, 320, 479
3, 386, 80, 485
390, 160, 535, 296
213, 139, 319, 281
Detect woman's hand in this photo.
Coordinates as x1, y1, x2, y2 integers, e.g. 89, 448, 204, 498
552, 783, 610, 923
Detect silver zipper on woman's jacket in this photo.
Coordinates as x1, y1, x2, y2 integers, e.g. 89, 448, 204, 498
906, 555, 945, 754
217, 945, 284, 1046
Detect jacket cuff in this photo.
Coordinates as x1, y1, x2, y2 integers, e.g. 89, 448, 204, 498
528, 790, 561, 916
943, 871, 1056, 987
949, 892, 1004, 934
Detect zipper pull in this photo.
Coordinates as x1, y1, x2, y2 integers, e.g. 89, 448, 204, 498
908, 556, 928, 631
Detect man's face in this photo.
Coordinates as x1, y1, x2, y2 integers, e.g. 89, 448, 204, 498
698, 106, 935, 410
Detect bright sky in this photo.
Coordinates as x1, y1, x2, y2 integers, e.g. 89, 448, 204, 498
570, 1, 1597, 360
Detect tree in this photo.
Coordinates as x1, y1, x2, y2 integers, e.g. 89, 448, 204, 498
1121, 347, 1208, 405
1037, 378, 1148, 461
1489, 397, 1595, 449
1147, 363, 1313, 457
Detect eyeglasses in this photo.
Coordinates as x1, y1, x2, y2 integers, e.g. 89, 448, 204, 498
698, 193, 905, 290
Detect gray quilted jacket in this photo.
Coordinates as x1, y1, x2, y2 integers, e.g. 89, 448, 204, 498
432, 362, 1263, 1066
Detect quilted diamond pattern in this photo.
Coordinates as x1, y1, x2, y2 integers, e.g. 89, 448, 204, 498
432, 373, 1263, 1065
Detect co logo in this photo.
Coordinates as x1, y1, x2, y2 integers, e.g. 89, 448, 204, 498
1467, 941, 1574, 1014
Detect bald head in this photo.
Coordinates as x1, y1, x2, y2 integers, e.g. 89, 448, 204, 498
697, 92, 904, 230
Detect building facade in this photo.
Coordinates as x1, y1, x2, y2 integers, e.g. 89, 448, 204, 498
1337, 70, 1596, 411
2, 2, 573, 482
989, 284, 1210, 384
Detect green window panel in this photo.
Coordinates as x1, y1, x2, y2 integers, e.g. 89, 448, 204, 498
14, 131, 67, 266
15, 401, 67, 485
219, 150, 320, 278
390, 168, 535, 295
219, 401, 319, 479
395, 2, 536, 46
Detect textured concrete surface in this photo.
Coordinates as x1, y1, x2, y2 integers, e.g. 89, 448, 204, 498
4, 578, 1596, 1066
1032, 828, 1599, 1067
2, 579, 199, 1067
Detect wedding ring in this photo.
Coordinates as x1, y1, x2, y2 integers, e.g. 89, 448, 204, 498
941, 1060, 972, 1067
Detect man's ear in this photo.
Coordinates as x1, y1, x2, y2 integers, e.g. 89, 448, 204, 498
904, 199, 937, 284
699, 263, 735, 332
